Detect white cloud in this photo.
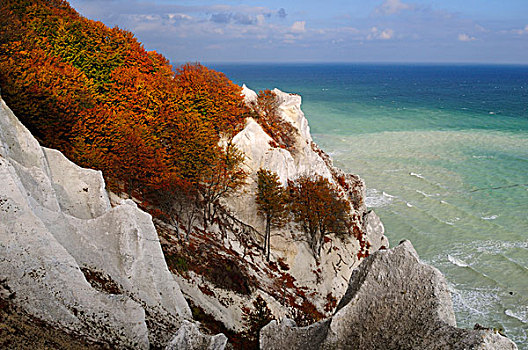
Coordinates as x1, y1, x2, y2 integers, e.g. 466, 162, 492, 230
290, 21, 306, 33
514, 24, 528, 35
380, 28, 394, 39
375, 0, 414, 15
167, 13, 192, 21
367, 27, 394, 40
458, 33, 476, 42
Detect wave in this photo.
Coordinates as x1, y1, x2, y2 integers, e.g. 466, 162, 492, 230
410, 172, 425, 179
365, 188, 395, 208
472, 155, 495, 159
505, 309, 527, 324
448, 255, 469, 267
444, 217, 460, 226
481, 215, 499, 220
416, 189, 440, 197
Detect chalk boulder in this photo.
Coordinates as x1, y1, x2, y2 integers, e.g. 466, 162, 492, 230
260, 241, 517, 350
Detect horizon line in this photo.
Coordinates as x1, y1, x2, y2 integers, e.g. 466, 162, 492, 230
196, 61, 528, 67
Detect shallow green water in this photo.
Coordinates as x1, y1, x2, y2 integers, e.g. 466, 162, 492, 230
212, 63, 528, 346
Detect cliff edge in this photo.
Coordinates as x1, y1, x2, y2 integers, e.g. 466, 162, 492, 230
0, 96, 224, 349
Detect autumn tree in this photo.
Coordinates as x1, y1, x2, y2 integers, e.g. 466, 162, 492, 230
174, 63, 247, 137
149, 175, 199, 240
255, 169, 288, 261
0, 0, 250, 235
288, 175, 351, 257
200, 141, 247, 229
252, 89, 280, 121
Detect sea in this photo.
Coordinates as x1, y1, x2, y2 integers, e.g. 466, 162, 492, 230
209, 63, 528, 347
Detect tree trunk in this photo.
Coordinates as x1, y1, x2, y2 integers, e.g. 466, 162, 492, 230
266, 216, 271, 261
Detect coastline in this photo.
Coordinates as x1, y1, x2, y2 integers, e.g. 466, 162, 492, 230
218, 64, 528, 347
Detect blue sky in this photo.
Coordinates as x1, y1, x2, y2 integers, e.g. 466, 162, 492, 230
68, 0, 528, 65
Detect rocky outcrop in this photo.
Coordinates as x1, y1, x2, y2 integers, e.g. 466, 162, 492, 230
225, 86, 387, 310
260, 241, 518, 350
0, 97, 223, 348
166, 321, 228, 350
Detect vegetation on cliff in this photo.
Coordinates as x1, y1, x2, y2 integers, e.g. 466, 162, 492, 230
0, 0, 247, 224
0, 1, 367, 348
256, 168, 288, 261
249, 89, 298, 151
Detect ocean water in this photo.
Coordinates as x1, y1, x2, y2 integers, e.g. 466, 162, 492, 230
210, 63, 528, 347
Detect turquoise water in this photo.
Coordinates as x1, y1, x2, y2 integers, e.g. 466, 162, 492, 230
211, 63, 528, 346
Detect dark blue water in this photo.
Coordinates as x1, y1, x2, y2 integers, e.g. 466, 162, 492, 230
210, 63, 528, 347
211, 63, 528, 131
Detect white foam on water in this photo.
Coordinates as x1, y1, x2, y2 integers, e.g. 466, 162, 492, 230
505, 309, 527, 324
410, 172, 425, 179
481, 215, 499, 220
474, 240, 528, 255
448, 254, 470, 267
416, 189, 440, 197
451, 285, 504, 322
365, 188, 396, 208
406, 202, 413, 208
382, 191, 395, 198
444, 217, 460, 226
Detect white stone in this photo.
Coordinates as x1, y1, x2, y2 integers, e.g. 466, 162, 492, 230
260, 241, 518, 350
166, 320, 228, 350
0, 97, 194, 348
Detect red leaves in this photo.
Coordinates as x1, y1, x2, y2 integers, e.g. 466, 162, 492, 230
174, 63, 247, 137
250, 89, 298, 151
256, 169, 288, 260
0, 0, 248, 215
288, 175, 352, 257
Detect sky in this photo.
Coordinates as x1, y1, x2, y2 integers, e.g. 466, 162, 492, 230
68, 0, 528, 65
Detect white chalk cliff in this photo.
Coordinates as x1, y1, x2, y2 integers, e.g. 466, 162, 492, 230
225, 86, 387, 307
0, 96, 219, 348
160, 86, 389, 337
0, 88, 517, 349
260, 241, 518, 350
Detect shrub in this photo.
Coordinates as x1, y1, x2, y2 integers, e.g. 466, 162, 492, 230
249, 89, 298, 151
288, 175, 351, 257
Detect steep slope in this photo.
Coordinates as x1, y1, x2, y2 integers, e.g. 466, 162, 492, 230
170, 86, 388, 343
260, 241, 518, 350
0, 96, 224, 349
228, 86, 387, 303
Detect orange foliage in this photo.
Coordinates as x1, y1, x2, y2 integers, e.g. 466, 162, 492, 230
0, 0, 248, 222
256, 169, 288, 260
288, 175, 352, 257
249, 90, 298, 151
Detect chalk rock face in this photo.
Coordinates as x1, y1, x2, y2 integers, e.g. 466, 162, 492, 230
225, 86, 386, 313
260, 241, 518, 350
364, 210, 388, 251
0, 97, 211, 348
165, 321, 228, 350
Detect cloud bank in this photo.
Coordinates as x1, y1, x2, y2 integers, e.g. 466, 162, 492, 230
68, 0, 528, 64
